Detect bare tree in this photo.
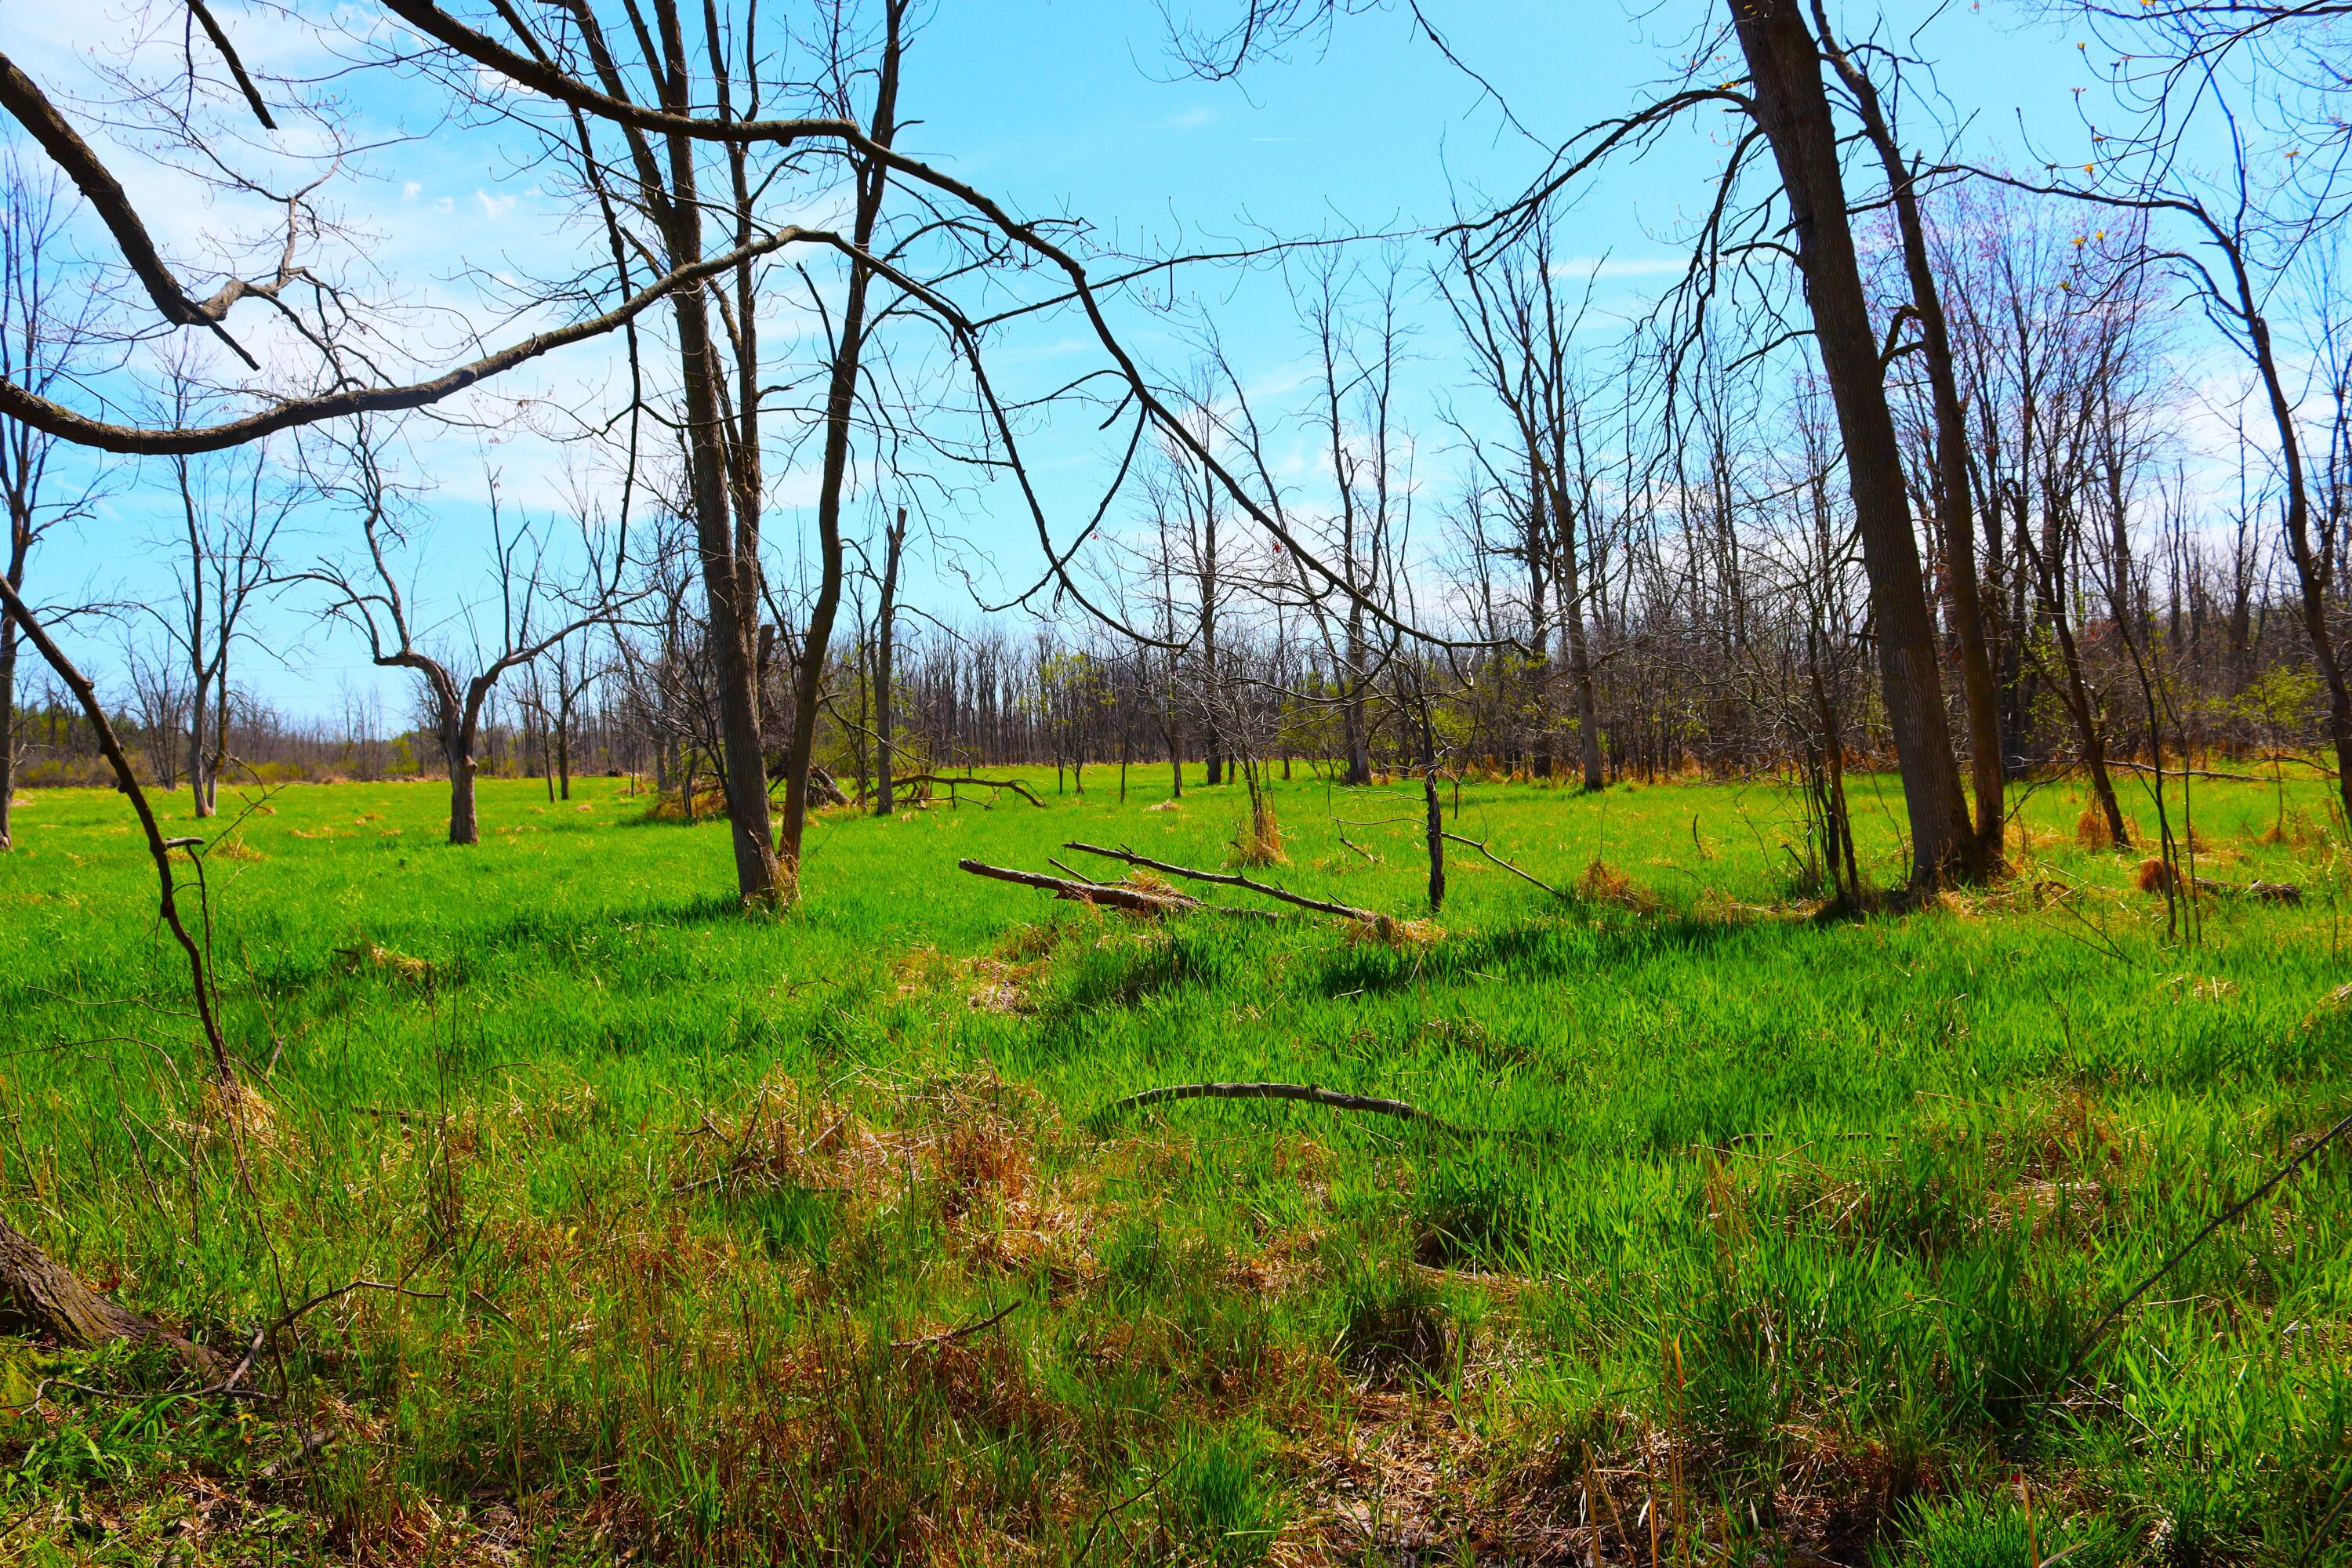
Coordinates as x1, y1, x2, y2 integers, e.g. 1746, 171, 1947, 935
0, 149, 104, 848
143, 364, 297, 817
307, 434, 634, 844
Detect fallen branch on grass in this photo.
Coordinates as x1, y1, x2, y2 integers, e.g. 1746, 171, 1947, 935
1439, 831, 1565, 898
898, 773, 1045, 807
890, 1301, 1019, 1350
2103, 760, 2269, 783
956, 858, 1198, 916
1093, 1080, 1450, 1130
2134, 859, 2302, 903
1062, 842, 1382, 924
2074, 1103, 2352, 1368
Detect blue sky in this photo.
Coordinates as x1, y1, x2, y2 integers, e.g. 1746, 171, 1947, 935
16, 0, 2112, 721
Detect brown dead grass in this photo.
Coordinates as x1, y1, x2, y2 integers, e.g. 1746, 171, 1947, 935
1577, 858, 1657, 912
336, 942, 434, 985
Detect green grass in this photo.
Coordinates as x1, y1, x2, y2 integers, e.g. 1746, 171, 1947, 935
2, 763, 2349, 1563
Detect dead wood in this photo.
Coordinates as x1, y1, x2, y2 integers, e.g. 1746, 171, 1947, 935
956, 858, 1199, 916
890, 1301, 1018, 1350
1439, 831, 1565, 898
807, 766, 851, 808
1094, 1080, 1450, 1129
2104, 760, 2269, 783
2135, 859, 2303, 903
1063, 841, 1382, 923
896, 772, 1045, 807
0, 1215, 219, 1373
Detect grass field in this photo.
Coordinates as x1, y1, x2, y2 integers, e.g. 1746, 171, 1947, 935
2, 763, 2349, 1565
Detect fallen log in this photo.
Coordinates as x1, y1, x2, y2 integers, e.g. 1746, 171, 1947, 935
956, 858, 1198, 916
898, 773, 1045, 807
2134, 859, 2303, 903
1094, 1081, 1450, 1130
0, 1215, 218, 1373
1063, 841, 1383, 924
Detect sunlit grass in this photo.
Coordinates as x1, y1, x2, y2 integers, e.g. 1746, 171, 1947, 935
1, 764, 2347, 1563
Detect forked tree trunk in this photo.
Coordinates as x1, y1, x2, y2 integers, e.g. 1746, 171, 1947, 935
655, 8, 782, 905
779, 9, 902, 896
1815, 15, 2005, 874
1730, 0, 1974, 887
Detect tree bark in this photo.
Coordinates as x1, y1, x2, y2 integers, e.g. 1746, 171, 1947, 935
447, 751, 479, 845
1730, 0, 1973, 886
1815, 5, 2004, 875
0, 1216, 216, 1371
874, 507, 906, 818
779, 4, 902, 897
651, 0, 781, 904
0, 599, 14, 851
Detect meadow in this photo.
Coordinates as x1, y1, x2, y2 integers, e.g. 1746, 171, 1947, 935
1, 762, 2348, 1565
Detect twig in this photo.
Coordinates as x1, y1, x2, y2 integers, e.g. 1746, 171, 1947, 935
1440, 831, 1564, 897
1094, 1080, 1450, 1131
956, 858, 1199, 917
890, 1301, 1018, 1349
2074, 1105, 2352, 1368
1062, 842, 1382, 923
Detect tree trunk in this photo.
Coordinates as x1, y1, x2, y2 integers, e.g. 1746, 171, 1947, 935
779, 11, 901, 894
189, 698, 214, 819
873, 513, 902, 818
1730, 0, 1973, 887
655, 6, 780, 905
0, 615, 15, 851
448, 752, 479, 845
1818, 12, 2005, 876
1418, 701, 1446, 913
0, 1215, 216, 1372
1342, 605, 1372, 786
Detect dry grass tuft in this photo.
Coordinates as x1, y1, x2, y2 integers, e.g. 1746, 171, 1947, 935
2075, 806, 2114, 848
1145, 797, 1184, 812
1115, 869, 1183, 901
2134, 856, 2177, 894
336, 942, 434, 984
2261, 807, 2325, 848
1353, 914, 1443, 949
212, 837, 267, 862
1577, 858, 1656, 910
1230, 799, 1287, 866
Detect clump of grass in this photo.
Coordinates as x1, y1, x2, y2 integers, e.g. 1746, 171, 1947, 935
1577, 857, 1654, 909
334, 941, 433, 983
1352, 913, 1442, 949
1335, 1265, 1457, 1388
1875, 1491, 2127, 1568
2074, 804, 2113, 848
1158, 1421, 1286, 1566
2134, 855, 2177, 894
1229, 797, 1286, 867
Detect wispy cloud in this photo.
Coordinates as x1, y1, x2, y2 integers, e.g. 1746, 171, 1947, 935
1549, 255, 1690, 280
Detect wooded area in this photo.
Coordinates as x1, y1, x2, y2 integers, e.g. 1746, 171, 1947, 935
4, 1, 2352, 1561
